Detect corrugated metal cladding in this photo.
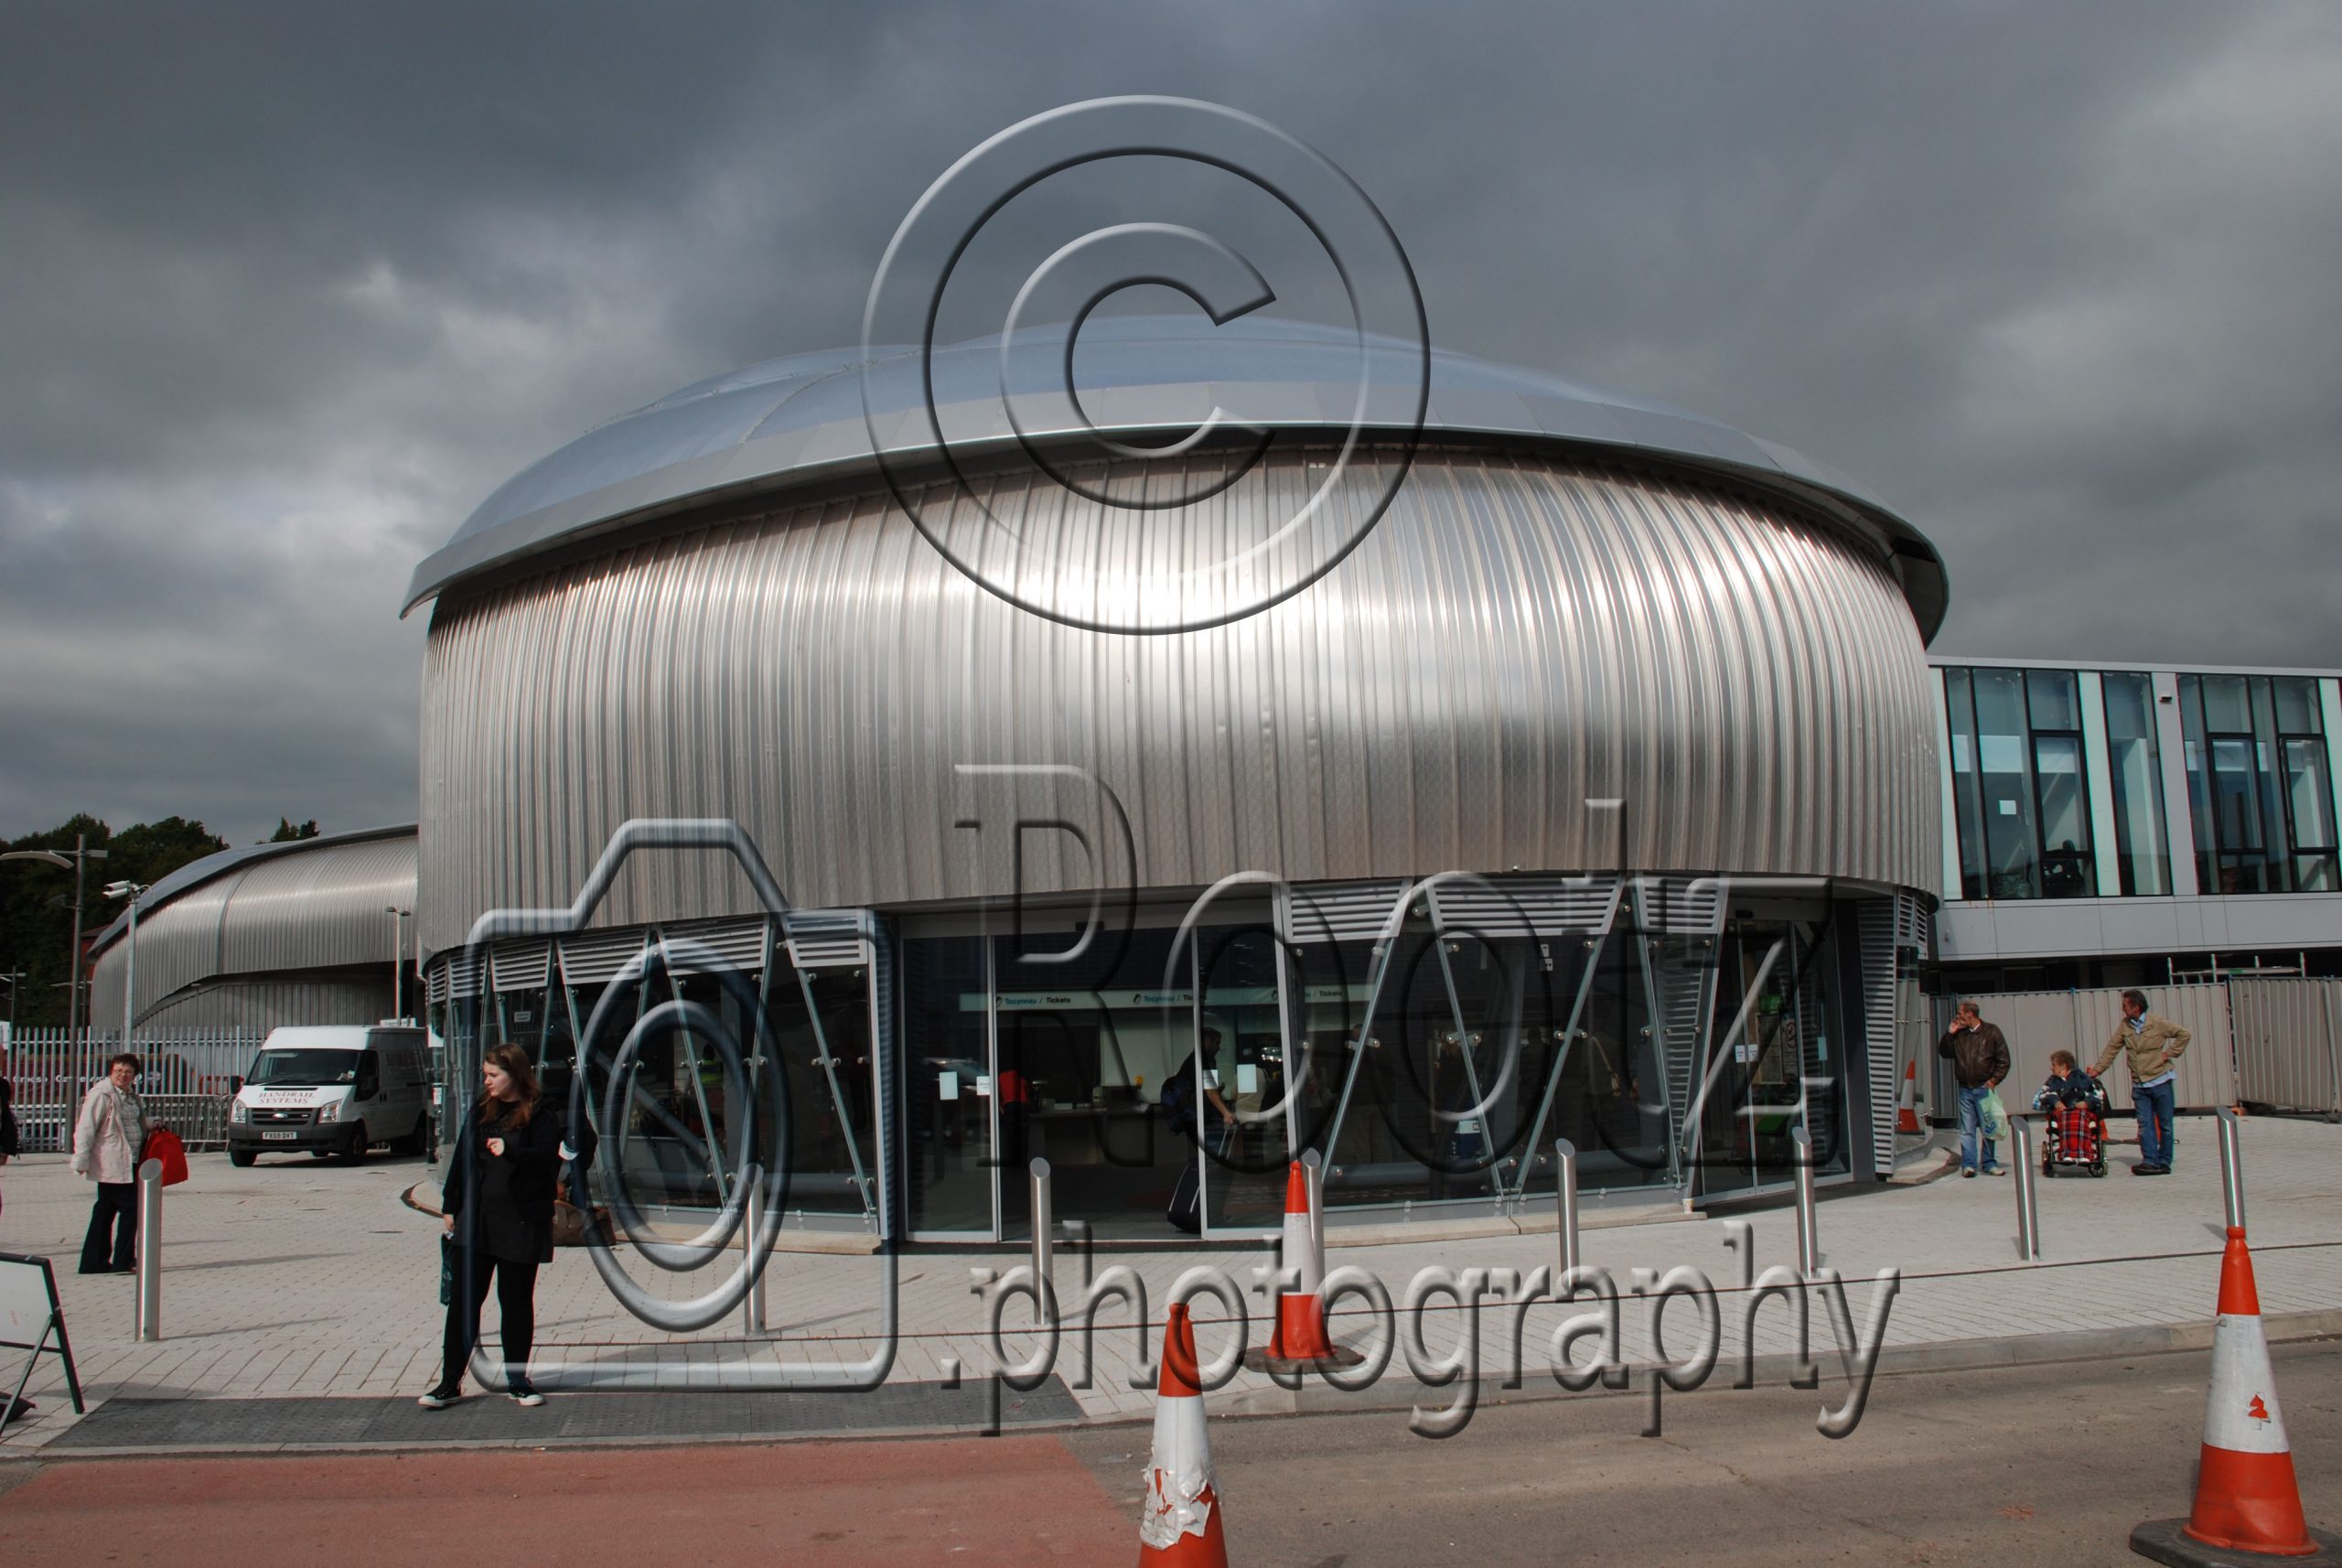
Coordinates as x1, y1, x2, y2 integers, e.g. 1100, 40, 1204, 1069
90, 832, 417, 1025
2229, 976, 2342, 1116
126, 976, 394, 1038
420, 447, 1936, 954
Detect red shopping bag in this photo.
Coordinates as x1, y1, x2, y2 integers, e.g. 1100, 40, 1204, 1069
141, 1126, 191, 1186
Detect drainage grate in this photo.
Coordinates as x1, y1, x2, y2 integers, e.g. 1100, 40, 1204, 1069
50, 1377, 1081, 1449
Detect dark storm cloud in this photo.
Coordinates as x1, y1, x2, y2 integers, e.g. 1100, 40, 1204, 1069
2, 1, 2337, 842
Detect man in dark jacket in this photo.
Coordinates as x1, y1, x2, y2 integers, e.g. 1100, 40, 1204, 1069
1937, 1000, 2012, 1178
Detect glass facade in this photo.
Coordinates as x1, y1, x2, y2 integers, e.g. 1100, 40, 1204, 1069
891, 886, 1857, 1235
901, 917, 1296, 1238
1943, 666, 2095, 898
2180, 673, 2338, 894
1940, 662, 2342, 903
430, 931, 883, 1230
2101, 671, 2171, 896
432, 880, 1870, 1246
1288, 909, 1679, 1211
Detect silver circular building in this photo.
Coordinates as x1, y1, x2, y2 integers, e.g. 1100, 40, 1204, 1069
88, 824, 420, 1040
410, 317, 1944, 1243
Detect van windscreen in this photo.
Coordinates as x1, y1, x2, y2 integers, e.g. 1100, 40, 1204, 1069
248, 1049, 359, 1087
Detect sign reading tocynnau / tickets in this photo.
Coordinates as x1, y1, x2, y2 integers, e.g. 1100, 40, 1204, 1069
972, 984, 1371, 1011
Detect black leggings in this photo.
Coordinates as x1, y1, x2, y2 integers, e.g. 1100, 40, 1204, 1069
441, 1249, 540, 1390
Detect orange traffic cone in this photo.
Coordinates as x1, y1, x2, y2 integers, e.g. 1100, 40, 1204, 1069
1896, 1057, 1921, 1133
1245, 1161, 1362, 1373
1138, 1303, 1229, 1568
1267, 1160, 1337, 1361
2131, 1228, 2340, 1565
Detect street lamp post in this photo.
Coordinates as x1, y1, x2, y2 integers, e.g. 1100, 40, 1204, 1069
103, 881, 150, 1049
386, 906, 412, 1022
1, 835, 108, 1040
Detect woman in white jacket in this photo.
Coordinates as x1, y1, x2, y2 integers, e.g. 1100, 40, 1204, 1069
71, 1053, 148, 1273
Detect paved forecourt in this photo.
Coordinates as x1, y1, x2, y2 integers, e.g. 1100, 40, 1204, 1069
2, 1114, 2338, 1451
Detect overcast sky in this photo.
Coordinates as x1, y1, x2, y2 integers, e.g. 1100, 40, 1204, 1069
3, 2, 2337, 845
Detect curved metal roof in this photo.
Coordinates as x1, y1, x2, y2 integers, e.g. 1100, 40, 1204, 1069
86, 823, 415, 958
87, 824, 418, 1028
405, 316, 1945, 636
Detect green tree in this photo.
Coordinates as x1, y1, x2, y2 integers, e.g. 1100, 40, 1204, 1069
267, 817, 320, 843
0, 813, 229, 1028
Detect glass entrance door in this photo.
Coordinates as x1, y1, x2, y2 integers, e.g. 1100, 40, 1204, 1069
1692, 914, 1848, 1201
902, 930, 998, 1239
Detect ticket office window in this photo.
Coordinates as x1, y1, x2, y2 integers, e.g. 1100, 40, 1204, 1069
984, 918, 1288, 1234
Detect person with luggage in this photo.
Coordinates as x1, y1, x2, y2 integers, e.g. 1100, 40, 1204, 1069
70, 1053, 148, 1273
2090, 988, 2190, 1175
1161, 1026, 1234, 1234
421, 1043, 564, 1408
1936, 1001, 2011, 1178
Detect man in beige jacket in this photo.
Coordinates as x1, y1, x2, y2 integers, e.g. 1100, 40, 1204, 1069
71, 1053, 148, 1272
2090, 990, 2189, 1176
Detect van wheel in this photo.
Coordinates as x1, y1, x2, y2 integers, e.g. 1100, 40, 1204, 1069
343, 1124, 370, 1165
229, 1149, 256, 1168
394, 1114, 431, 1156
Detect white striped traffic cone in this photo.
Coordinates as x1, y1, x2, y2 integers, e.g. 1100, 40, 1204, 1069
1138, 1302, 1229, 1568
1896, 1057, 1921, 1133
2131, 1227, 2340, 1564
1266, 1159, 1337, 1362
1244, 1159, 1363, 1373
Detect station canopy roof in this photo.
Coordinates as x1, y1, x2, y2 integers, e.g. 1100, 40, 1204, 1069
406, 315, 1944, 636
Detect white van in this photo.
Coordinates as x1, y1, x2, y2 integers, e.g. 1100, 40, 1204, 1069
228, 1024, 434, 1167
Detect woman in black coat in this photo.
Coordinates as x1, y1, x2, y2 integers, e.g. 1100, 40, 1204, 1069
421, 1042, 564, 1408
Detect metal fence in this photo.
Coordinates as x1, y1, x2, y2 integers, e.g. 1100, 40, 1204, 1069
3, 1028, 258, 1154
2229, 976, 2342, 1118
1946, 984, 2237, 1112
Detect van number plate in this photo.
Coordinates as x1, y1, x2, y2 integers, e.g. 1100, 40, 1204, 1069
263, 1131, 297, 1141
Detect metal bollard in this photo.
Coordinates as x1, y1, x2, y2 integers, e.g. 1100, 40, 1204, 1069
1301, 1147, 1325, 1257
1791, 1127, 1818, 1275
135, 1156, 163, 1341
1554, 1137, 1580, 1278
1029, 1157, 1052, 1325
2012, 1118, 2041, 1262
2217, 1107, 2247, 1233
742, 1173, 766, 1336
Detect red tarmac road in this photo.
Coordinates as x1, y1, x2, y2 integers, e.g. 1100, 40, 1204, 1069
5, 1344, 2341, 1566
0, 1435, 1130, 1567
